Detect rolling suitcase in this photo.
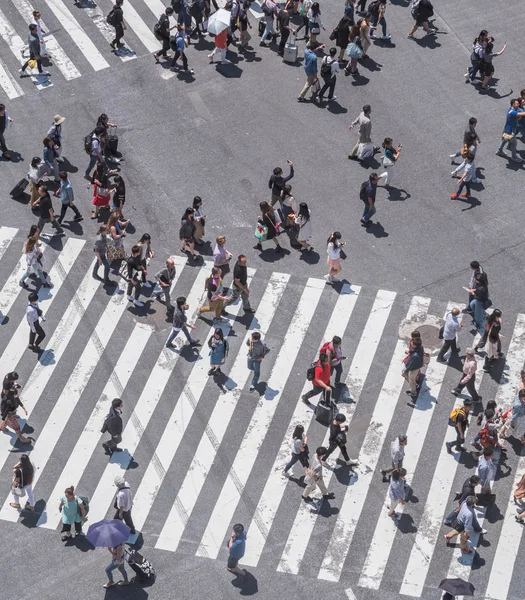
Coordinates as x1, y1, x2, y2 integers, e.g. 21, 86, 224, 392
283, 35, 298, 64
258, 19, 265, 37
315, 391, 336, 426
10, 177, 29, 199
106, 128, 119, 154
125, 548, 156, 584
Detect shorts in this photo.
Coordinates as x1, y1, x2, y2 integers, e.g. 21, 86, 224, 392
227, 555, 239, 569
182, 236, 194, 244
327, 257, 341, 270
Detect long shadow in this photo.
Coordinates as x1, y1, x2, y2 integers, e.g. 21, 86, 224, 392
365, 220, 388, 238
385, 186, 411, 202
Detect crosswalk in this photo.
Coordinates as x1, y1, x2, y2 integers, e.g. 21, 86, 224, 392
0, 0, 166, 98
0, 224, 525, 597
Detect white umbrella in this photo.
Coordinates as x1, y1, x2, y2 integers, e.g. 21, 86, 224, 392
208, 8, 231, 35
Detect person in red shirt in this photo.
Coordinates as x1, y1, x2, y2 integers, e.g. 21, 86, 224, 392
208, 28, 229, 65
302, 353, 331, 405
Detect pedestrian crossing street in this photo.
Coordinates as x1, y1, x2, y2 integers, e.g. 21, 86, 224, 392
0, 0, 183, 99
1, 224, 525, 598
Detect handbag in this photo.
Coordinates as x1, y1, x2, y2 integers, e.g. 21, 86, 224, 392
254, 223, 268, 241
107, 243, 126, 261
12, 469, 25, 498
97, 186, 110, 197
310, 24, 321, 35
329, 28, 338, 41
502, 131, 515, 142
346, 42, 363, 59
382, 155, 394, 168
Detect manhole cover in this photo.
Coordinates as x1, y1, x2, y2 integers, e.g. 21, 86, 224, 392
411, 324, 441, 349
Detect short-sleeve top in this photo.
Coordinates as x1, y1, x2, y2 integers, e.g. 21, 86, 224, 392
60, 496, 83, 524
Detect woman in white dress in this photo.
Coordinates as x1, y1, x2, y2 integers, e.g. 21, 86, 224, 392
294, 202, 313, 252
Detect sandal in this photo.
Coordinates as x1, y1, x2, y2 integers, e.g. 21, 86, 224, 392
9, 503, 21, 509
461, 548, 473, 554
90, 211, 97, 219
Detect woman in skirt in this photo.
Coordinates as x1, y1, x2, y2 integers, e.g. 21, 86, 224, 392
91, 163, 116, 220
325, 231, 344, 283
208, 327, 228, 377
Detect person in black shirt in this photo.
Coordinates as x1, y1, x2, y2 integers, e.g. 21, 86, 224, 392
277, 7, 296, 56
102, 398, 124, 455
126, 245, 145, 307
228, 255, 254, 313
321, 414, 358, 466
110, 0, 126, 50
269, 160, 294, 206
36, 185, 64, 236
2, 372, 20, 397
154, 6, 175, 61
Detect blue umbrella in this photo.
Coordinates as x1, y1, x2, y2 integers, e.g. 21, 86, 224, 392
86, 519, 130, 548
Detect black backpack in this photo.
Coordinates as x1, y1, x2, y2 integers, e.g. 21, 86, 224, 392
225, 0, 233, 9
84, 132, 94, 155
321, 59, 333, 79
307, 361, 320, 381
172, 0, 181, 12
106, 8, 117, 26
359, 181, 369, 201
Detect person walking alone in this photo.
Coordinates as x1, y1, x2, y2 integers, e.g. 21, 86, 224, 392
297, 43, 325, 102
325, 231, 344, 283
450, 154, 476, 200
437, 308, 462, 363
348, 104, 375, 160
102, 398, 124, 455
166, 296, 200, 348
381, 434, 407, 481
387, 470, 405, 519
378, 138, 402, 189
227, 524, 247, 577
109, 0, 127, 51
321, 413, 358, 466
302, 446, 333, 503
446, 399, 473, 454
103, 543, 130, 587
282, 424, 309, 477
229, 255, 255, 314
155, 258, 176, 316
9, 454, 35, 511
318, 47, 340, 102
126, 245, 145, 308
113, 476, 136, 535
451, 349, 481, 403
154, 6, 175, 61
403, 336, 424, 398
269, 160, 294, 207
360, 173, 379, 227
246, 331, 269, 392
208, 328, 229, 377
59, 486, 87, 541
26, 292, 46, 351
93, 225, 116, 286
55, 171, 82, 224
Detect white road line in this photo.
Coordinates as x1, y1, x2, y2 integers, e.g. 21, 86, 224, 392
0, 58, 23, 98
196, 278, 326, 560
36, 322, 153, 528
76, 0, 136, 62
87, 264, 212, 524
0, 238, 85, 464
316, 289, 397, 581
12, 0, 81, 80
484, 454, 525, 600
450, 313, 525, 598
120, 0, 162, 53
155, 272, 289, 553
0, 278, 131, 522
131, 269, 257, 532
245, 283, 362, 567
0, 7, 52, 89
0, 256, 27, 325
141, 0, 168, 19
43, 0, 109, 70
0, 226, 18, 263
279, 295, 425, 576
359, 302, 467, 592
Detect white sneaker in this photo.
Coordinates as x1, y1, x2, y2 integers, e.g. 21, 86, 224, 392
346, 459, 359, 466
133, 299, 144, 307
143, 281, 152, 288
331, 277, 340, 282
450, 153, 457, 158
472, 178, 481, 183
382, 35, 391, 40
127, 295, 134, 302
282, 470, 291, 478
480, 528, 488, 535
324, 274, 333, 283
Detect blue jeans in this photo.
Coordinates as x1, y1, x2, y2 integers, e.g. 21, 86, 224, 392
470, 298, 486, 336
21, 262, 46, 284
497, 135, 518, 159
362, 202, 376, 222
457, 179, 471, 196
248, 358, 261, 387
166, 325, 193, 346
105, 560, 128, 583
85, 153, 101, 177
178, 9, 192, 29
372, 16, 387, 36
93, 254, 110, 281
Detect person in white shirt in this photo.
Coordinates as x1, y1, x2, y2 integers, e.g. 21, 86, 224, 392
114, 476, 136, 535
325, 231, 344, 284
451, 153, 476, 199
318, 47, 340, 102
26, 292, 46, 351
31, 10, 47, 57
437, 307, 462, 362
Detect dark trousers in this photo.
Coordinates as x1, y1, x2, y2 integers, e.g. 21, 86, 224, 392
357, 0, 367, 10
157, 286, 173, 311
382, 458, 403, 476
0, 131, 7, 153
37, 216, 64, 235
447, 429, 466, 451
445, 506, 482, 531
58, 203, 81, 223
29, 321, 46, 347
319, 75, 336, 99
114, 508, 136, 534
437, 337, 458, 360
127, 279, 141, 300
284, 451, 309, 472
331, 362, 342, 385
172, 50, 188, 70
303, 385, 327, 402
454, 373, 480, 402
21, 52, 43, 73
156, 36, 171, 56
93, 255, 110, 281
296, 15, 309, 35
112, 24, 124, 46
323, 441, 350, 462
61, 521, 82, 534
278, 28, 290, 54
457, 179, 471, 196
191, 13, 204, 37
106, 433, 122, 451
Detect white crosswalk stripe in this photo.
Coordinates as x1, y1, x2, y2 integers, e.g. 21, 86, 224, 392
0, 57, 24, 98
0, 238, 523, 599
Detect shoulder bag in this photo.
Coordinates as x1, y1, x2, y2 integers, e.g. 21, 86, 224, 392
12, 469, 26, 497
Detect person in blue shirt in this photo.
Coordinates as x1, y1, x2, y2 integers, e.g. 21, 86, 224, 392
55, 171, 83, 224
227, 523, 247, 577
170, 24, 193, 73
298, 42, 325, 102
496, 98, 525, 162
